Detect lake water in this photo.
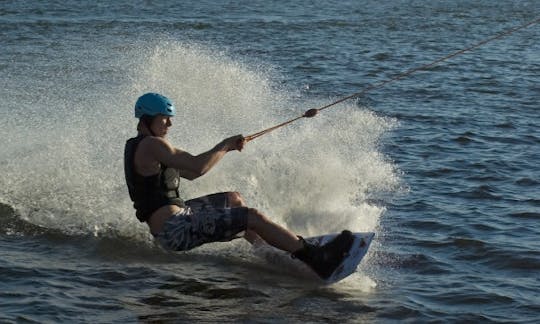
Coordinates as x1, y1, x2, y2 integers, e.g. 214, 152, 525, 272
1, 0, 539, 322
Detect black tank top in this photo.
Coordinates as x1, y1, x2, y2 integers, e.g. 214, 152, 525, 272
124, 135, 185, 222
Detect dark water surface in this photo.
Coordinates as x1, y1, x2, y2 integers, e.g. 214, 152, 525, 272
1, 1, 539, 322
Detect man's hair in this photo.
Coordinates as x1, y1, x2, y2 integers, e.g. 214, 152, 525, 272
137, 115, 156, 135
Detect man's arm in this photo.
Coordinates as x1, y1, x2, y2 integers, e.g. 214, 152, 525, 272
147, 135, 244, 180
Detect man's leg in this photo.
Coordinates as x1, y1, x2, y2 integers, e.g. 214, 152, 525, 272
225, 192, 267, 245
246, 208, 303, 252
224, 192, 354, 279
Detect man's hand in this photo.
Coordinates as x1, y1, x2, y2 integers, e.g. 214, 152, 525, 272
223, 135, 246, 152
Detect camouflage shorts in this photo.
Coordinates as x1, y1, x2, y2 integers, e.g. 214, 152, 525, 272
154, 192, 249, 251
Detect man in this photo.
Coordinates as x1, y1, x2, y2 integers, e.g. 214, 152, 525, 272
124, 92, 353, 279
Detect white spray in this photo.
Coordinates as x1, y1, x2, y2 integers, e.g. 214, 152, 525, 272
0, 41, 401, 251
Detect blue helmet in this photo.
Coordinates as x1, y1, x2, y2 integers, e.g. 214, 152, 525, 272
134, 93, 176, 118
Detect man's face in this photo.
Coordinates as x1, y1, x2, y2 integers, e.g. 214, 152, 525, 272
150, 114, 172, 137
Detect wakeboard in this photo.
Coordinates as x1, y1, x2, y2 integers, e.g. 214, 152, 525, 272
252, 232, 374, 284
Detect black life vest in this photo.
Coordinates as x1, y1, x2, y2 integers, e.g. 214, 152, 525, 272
124, 135, 185, 222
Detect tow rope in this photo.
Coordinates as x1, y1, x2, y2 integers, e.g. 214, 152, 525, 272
245, 18, 539, 142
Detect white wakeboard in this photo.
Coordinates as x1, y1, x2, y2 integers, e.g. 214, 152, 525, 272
252, 232, 374, 284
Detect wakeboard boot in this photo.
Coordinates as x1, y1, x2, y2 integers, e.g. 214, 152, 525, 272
292, 230, 354, 279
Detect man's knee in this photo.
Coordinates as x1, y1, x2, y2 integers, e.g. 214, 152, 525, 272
227, 191, 246, 207
246, 208, 268, 228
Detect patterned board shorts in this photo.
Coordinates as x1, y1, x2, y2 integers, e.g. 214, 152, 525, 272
154, 192, 249, 251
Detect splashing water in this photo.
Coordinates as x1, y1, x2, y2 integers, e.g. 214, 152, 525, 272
0, 40, 401, 247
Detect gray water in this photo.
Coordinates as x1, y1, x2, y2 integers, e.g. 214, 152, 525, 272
1, 0, 539, 322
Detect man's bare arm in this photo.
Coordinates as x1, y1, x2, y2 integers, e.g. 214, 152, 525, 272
148, 135, 243, 180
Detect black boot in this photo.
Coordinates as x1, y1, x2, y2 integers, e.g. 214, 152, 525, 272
292, 230, 354, 279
